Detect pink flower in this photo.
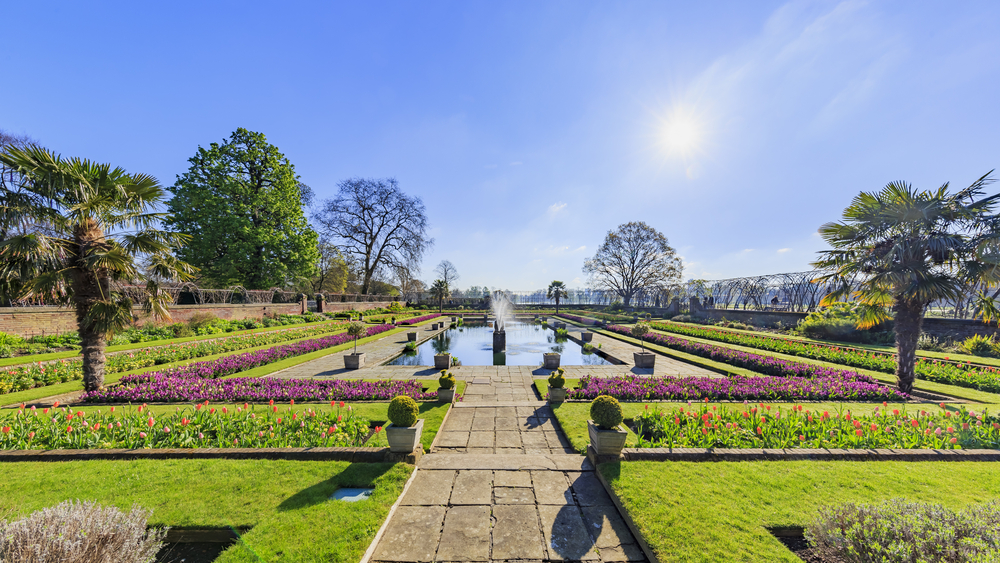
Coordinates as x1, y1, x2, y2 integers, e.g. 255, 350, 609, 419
139, 432, 147, 438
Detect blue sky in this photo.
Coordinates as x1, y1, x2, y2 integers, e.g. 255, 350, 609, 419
4, 1, 1000, 291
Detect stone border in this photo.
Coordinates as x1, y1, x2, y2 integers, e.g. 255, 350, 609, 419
619, 447, 1000, 462
0, 446, 420, 464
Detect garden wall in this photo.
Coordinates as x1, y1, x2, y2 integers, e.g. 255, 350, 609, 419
0, 301, 397, 337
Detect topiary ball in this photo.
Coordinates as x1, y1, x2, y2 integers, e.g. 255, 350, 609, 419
547, 370, 565, 389
439, 371, 456, 390
590, 395, 623, 430
388, 395, 419, 427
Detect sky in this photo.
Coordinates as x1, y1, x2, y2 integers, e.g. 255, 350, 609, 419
3, 1, 1000, 291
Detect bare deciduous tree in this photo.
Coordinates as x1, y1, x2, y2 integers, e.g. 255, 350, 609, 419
313, 178, 433, 294
583, 221, 683, 307
434, 260, 460, 289
311, 237, 349, 294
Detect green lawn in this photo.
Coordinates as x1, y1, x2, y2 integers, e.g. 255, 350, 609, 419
0, 459, 412, 563
602, 460, 1000, 562
547, 399, 1000, 454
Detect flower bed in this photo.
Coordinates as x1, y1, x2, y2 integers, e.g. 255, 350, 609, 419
647, 321, 1000, 392
568, 374, 906, 402
0, 402, 379, 449
554, 313, 599, 325
0, 322, 350, 395
632, 402, 999, 449
80, 325, 396, 403
606, 324, 884, 381
83, 376, 437, 404
395, 313, 442, 326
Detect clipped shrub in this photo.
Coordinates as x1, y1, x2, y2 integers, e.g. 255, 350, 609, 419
387, 395, 419, 427
548, 368, 566, 389
347, 321, 367, 353
959, 334, 998, 357
438, 370, 456, 390
590, 395, 623, 430
0, 500, 166, 563
806, 499, 1000, 563
671, 314, 691, 323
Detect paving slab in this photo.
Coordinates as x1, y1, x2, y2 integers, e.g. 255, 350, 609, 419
538, 504, 600, 561
531, 471, 574, 505
494, 470, 532, 488
400, 470, 456, 506
435, 432, 470, 448
492, 505, 545, 560
450, 470, 493, 505
419, 454, 594, 471
580, 505, 639, 551
468, 432, 494, 448
435, 505, 492, 562
371, 505, 447, 562
494, 486, 535, 505
569, 473, 614, 506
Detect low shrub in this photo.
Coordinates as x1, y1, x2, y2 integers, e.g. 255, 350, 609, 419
796, 302, 894, 343
806, 499, 1000, 563
548, 368, 566, 389
959, 334, 998, 357
438, 370, 456, 390
918, 333, 948, 352
671, 314, 691, 323
388, 396, 419, 427
0, 500, 166, 563
590, 395, 623, 430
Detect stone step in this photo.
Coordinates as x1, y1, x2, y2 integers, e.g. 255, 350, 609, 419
418, 453, 593, 471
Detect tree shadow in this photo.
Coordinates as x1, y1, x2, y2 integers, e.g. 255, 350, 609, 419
276, 462, 396, 512
547, 504, 601, 560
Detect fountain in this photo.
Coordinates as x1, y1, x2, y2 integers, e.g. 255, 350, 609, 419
490, 290, 514, 352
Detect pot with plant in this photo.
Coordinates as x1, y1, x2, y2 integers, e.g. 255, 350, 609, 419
588, 395, 627, 456
543, 352, 561, 370
385, 395, 423, 453
581, 331, 594, 342
434, 351, 452, 369
407, 331, 417, 342
631, 322, 655, 368
547, 368, 568, 402
344, 321, 367, 369
437, 370, 456, 402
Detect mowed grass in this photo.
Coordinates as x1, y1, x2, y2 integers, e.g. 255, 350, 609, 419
603, 460, 1000, 562
547, 399, 1000, 454
0, 459, 412, 563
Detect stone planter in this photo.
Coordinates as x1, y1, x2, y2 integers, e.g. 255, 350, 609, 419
386, 419, 424, 453
548, 387, 568, 402
437, 388, 455, 403
430, 323, 438, 330
407, 332, 417, 342
543, 353, 561, 370
581, 332, 594, 342
633, 351, 655, 369
588, 420, 627, 456
451, 316, 456, 322
344, 353, 366, 370
434, 353, 452, 370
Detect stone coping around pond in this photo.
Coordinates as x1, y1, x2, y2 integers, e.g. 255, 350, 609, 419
615, 447, 1000, 462
0, 446, 420, 463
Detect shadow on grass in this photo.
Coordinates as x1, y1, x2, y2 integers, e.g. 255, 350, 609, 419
277, 462, 397, 512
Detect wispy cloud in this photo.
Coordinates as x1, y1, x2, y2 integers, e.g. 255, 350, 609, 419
509, 161, 523, 166
547, 202, 567, 216
742, 248, 755, 253
777, 248, 791, 253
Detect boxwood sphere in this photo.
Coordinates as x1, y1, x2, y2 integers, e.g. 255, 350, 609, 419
590, 395, 623, 430
388, 395, 419, 427
439, 371, 456, 390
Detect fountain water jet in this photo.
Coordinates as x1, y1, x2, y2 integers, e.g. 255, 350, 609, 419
490, 290, 514, 351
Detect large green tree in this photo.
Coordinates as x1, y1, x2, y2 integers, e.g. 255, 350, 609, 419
0, 145, 195, 391
814, 172, 1000, 393
166, 128, 319, 289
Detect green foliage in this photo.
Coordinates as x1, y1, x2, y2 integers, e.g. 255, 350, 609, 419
0, 333, 25, 347
548, 368, 566, 389
388, 301, 404, 312
387, 396, 418, 427
590, 395, 623, 430
918, 333, 948, 352
797, 302, 893, 343
438, 370, 456, 390
806, 499, 1000, 563
166, 128, 319, 289
959, 334, 999, 357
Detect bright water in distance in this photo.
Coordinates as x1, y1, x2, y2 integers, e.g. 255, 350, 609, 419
387, 321, 613, 366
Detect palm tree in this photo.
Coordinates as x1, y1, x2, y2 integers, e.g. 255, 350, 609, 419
813, 171, 1000, 393
430, 279, 449, 312
547, 280, 568, 313
0, 145, 196, 391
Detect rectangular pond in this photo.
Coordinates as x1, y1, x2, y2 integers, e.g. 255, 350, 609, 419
387, 321, 613, 366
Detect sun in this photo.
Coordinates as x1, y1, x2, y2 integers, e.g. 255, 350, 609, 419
661, 109, 703, 158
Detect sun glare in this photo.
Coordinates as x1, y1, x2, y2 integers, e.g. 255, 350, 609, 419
661, 110, 703, 158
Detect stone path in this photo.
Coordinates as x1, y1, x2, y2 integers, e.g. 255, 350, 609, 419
367, 364, 647, 563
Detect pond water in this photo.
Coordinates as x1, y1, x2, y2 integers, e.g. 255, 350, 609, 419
386, 321, 613, 366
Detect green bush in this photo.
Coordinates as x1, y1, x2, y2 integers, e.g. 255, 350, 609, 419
590, 395, 623, 430
438, 370, 456, 390
796, 302, 893, 343
548, 369, 565, 389
387, 396, 419, 427
806, 499, 1000, 563
959, 334, 998, 357
0, 332, 25, 347
671, 314, 692, 323
918, 333, 948, 352
188, 312, 218, 330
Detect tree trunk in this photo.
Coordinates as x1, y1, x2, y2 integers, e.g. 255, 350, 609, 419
78, 309, 107, 392
893, 298, 925, 394
555, 297, 560, 314
73, 219, 111, 392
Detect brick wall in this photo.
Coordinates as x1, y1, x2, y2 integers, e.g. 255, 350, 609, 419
0, 301, 400, 337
